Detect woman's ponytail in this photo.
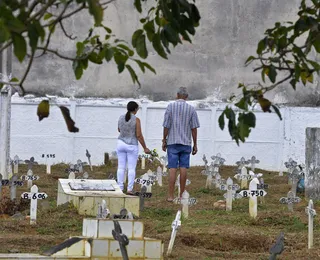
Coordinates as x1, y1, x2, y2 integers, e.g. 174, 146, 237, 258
125, 101, 139, 122
125, 111, 131, 122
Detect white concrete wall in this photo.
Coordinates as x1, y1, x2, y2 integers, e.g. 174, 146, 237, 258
10, 95, 318, 171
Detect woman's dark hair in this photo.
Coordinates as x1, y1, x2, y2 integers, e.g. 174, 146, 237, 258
125, 101, 139, 122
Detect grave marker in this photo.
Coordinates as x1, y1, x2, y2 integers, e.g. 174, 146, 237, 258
305, 199, 316, 249
42, 153, 55, 174
280, 191, 301, 212
239, 167, 250, 189
10, 175, 23, 200
21, 185, 48, 225
8, 158, 13, 179
156, 166, 163, 187
248, 156, 260, 171
181, 191, 190, 218
85, 149, 93, 171
112, 220, 129, 260
288, 167, 303, 197
284, 158, 297, 184
141, 156, 146, 170
13, 155, 19, 174
25, 157, 38, 170
96, 199, 110, 219
134, 186, 152, 211
21, 170, 39, 189
238, 178, 267, 219
167, 210, 182, 256
68, 171, 76, 179
175, 174, 191, 197
220, 177, 239, 211
236, 157, 248, 168
77, 159, 84, 173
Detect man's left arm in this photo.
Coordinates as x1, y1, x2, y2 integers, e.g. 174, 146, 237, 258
162, 105, 171, 152
190, 110, 200, 155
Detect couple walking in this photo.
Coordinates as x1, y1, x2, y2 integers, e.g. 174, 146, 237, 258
116, 87, 200, 201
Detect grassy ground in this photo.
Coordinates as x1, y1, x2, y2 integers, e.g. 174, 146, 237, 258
0, 161, 320, 259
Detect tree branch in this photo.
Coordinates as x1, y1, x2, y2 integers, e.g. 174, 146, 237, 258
59, 21, 77, 40
263, 73, 293, 93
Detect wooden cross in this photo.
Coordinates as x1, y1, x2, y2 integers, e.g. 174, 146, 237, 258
21, 185, 48, 225
86, 149, 93, 171
21, 169, 40, 189
156, 166, 163, 187
288, 167, 303, 197
236, 157, 249, 168
10, 175, 23, 200
280, 191, 301, 212
220, 177, 240, 210
247, 156, 260, 171
238, 178, 267, 219
13, 155, 20, 174
24, 157, 38, 171
167, 210, 182, 256
112, 220, 129, 260
173, 191, 197, 218
305, 199, 316, 249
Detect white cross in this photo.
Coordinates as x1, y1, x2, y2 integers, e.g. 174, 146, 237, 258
167, 210, 182, 256
305, 199, 316, 249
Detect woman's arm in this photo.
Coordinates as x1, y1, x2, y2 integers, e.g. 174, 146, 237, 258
136, 118, 150, 153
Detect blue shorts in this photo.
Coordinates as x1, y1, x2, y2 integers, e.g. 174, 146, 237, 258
167, 144, 192, 169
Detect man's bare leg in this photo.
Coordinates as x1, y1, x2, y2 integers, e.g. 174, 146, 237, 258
179, 167, 187, 197
168, 168, 177, 200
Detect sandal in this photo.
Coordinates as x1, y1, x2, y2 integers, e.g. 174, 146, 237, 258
126, 191, 135, 196
166, 198, 174, 202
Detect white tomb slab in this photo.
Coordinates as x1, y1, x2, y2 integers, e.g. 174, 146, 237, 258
57, 179, 139, 216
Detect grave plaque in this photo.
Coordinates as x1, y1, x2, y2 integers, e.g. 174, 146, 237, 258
69, 181, 115, 191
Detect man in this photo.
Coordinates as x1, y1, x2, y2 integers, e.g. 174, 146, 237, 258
162, 87, 200, 202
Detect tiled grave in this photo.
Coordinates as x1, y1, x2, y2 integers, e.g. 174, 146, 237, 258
57, 179, 140, 216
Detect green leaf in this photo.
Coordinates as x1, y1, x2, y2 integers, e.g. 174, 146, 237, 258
105, 47, 114, 62
257, 38, 267, 55
132, 29, 144, 48
126, 64, 140, 86
0, 19, 10, 43
295, 64, 301, 82
243, 112, 256, 128
10, 77, 19, 82
12, 33, 27, 62
27, 23, 39, 51
290, 79, 296, 90
44, 13, 53, 20
245, 56, 255, 65
101, 25, 112, 33
76, 42, 85, 56
268, 65, 277, 83
134, 0, 142, 13
235, 98, 248, 110
117, 44, 134, 56
136, 34, 148, 59
72, 61, 83, 80
261, 67, 268, 83
218, 112, 225, 130
308, 60, 320, 72
163, 24, 181, 46
87, 0, 103, 26
152, 34, 167, 59
34, 21, 45, 42
190, 4, 201, 25
143, 20, 155, 41
134, 59, 145, 72
271, 105, 282, 120
114, 53, 128, 73
37, 100, 50, 121
88, 52, 103, 64
142, 62, 156, 74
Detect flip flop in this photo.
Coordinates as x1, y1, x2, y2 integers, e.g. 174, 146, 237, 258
126, 191, 135, 196
166, 198, 174, 202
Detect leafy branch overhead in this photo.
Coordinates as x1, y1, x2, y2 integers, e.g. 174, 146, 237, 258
0, 0, 200, 132
220, 0, 320, 144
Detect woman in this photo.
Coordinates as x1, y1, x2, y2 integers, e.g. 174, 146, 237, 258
116, 101, 150, 195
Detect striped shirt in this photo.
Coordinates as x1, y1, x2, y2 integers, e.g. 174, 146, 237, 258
162, 99, 200, 146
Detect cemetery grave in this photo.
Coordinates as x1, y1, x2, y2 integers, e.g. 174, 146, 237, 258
0, 163, 319, 259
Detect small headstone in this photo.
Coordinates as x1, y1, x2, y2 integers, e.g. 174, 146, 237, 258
305, 199, 317, 249
68, 172, 76, 179
10, 175, 23, 200
112, 220, 129, 260
280, 191, 301, 212
77, 159, 84, 173
167, 210, 182, 256
85, 149, 93, 171
25, 157, 38, 170
156, 166, 163, 186
97, 200, 110, 219
21, 185, 48, 225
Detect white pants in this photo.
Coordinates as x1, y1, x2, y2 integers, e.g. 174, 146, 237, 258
116, 140, 139, 191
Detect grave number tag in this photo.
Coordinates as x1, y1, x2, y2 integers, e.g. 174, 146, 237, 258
22, 192, 48, 200
135, 178, 154, 186
13, 180, 23, 186
42, 154, 55, 158
1, 180, 9, 186
239, 190, 267, 197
